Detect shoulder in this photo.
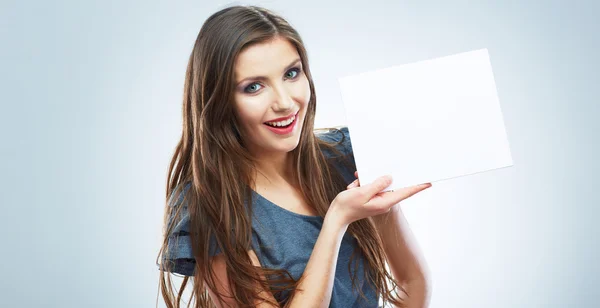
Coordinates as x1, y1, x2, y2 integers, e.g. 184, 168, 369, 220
168, 181, 191, 217
166, 182, 192, 234
161, 182, 195, 276
168, 181, 192, 209
315, 126, 353, 158
315, 126, 356, 184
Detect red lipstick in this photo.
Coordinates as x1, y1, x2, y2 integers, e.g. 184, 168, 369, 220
263, 111, 299, 135
265, 112, 297, 123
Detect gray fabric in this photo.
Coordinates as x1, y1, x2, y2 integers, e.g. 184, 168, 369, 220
161, 127, 379, 307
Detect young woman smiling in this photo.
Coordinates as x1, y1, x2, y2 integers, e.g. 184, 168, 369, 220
157, 5, 432, 308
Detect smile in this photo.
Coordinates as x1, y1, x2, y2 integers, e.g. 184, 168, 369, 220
263, 112, 299, 135
265, 113, 296, 127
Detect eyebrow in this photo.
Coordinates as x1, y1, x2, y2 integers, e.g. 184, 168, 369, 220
236, 58, 302, 85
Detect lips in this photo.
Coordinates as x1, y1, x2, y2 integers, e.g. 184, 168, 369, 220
263, 111, 299, 135
264, 111, 298, 124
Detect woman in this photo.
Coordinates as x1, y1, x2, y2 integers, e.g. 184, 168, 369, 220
157, 5, 432, 308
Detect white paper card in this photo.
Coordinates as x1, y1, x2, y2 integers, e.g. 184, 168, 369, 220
338, 48, 513, 191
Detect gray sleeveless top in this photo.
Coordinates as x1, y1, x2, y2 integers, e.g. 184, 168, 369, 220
162, 127, 379, 307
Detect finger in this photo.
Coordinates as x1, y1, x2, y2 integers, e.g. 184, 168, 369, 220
351, 171, 361, 187
365, 183, 432, 209
346, 179, 359, 189
407, 184, 431, 197
389, 183, 432, 202
358, 175, 392, 201
363, 192, 392, 212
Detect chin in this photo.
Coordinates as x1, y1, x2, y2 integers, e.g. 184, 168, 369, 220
283, 139, 301, 153
262, 117, 305, 151
267, 133, 301, 153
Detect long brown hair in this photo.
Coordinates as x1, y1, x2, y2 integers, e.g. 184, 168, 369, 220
157, 5, 406, 308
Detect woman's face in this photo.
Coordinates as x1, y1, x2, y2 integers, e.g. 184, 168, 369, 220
233, 36, 310, 157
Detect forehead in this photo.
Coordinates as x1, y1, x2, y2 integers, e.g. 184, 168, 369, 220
234, 37, 300, 79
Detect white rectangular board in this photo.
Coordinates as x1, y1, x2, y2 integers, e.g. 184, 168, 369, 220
338, 48, 513, 191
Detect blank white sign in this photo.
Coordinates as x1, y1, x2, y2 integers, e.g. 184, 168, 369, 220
338, 48, 513, 191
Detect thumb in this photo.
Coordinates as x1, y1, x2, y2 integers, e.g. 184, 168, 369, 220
360, 175, 392, 199
347, 179, 359, 189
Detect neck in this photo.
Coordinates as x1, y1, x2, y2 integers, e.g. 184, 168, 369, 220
252, 150, 296, 188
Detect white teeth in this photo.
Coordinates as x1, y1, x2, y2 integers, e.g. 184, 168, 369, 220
266, 115, 295, 127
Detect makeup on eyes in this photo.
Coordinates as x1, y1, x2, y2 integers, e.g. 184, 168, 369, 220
239, 66, 303, 94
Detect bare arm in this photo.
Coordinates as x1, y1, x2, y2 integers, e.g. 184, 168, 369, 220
284, 214, 348, 308
207, 215, 348, 308
348, 171, 432, 308
287, 174, 423, 307
372, 204, 431, 308
207, 250, 281, 307
208, 174, 416, 307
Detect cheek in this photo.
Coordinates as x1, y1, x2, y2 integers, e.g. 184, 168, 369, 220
234, 99, 266, 128
296, 77, 311, 106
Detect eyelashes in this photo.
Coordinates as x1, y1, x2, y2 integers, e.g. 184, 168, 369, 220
285, 67, 301, 79
243, 67, 303, 94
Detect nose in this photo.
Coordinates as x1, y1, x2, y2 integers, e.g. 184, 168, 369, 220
271, 84, 294, 113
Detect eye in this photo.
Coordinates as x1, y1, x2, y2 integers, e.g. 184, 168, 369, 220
244, 83, 263, 93
285, 67, 301, 79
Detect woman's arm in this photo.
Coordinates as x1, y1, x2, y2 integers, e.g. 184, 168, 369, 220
208, 250, 281, 307
372, 205, 431, 308
286, 174, 404, 307
284, 213, 348, 308
208, 174, 421, 307
207, 213, 348, 308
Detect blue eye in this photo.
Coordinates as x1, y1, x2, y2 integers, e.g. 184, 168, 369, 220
244, 83, 262, 93
286, 67, 301, 79
242, 67, 301, 94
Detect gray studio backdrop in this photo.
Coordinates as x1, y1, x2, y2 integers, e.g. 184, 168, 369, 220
1, 0, 598, 307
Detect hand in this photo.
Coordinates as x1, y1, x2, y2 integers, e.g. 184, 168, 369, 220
328, 171, 432, 227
